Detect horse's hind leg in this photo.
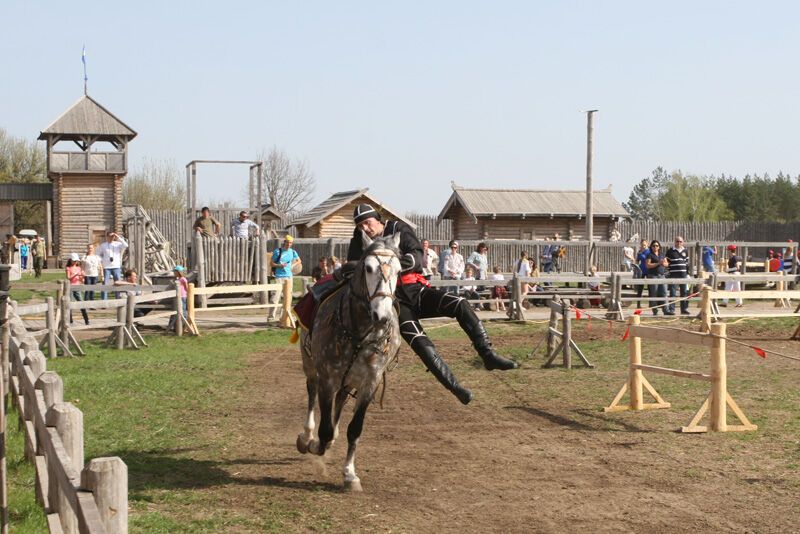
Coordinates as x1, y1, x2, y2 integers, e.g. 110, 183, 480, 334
296, 377, 317, 454
343, 397, 371, 492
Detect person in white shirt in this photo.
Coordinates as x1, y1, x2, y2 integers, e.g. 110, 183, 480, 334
231, 211, 260, 239
461, 266, 481, 310
421, 239, 439, 280
81, 243, 103, 301
516, 251, 532, 306
443, 240, 465, 294
96, 231, 128, 299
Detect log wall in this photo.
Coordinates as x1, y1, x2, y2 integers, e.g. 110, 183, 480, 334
53, 174, 119, 260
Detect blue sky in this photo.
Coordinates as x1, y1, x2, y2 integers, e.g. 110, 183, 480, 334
2, 1, 799, 214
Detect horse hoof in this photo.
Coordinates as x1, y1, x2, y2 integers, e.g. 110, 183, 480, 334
296, 434, 309, 454
344, 478, 363, 492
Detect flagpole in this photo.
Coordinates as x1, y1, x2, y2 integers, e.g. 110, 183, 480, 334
82, 45, 88, 95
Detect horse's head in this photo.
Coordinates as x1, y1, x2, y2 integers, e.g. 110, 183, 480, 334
356, 232, 402, 324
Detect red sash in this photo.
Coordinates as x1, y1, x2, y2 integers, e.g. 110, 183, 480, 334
399, 272, 430, 287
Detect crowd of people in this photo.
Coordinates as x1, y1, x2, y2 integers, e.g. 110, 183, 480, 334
192, 207, 262, 239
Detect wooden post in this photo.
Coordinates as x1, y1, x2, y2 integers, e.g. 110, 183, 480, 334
126, 292, 135, 341
561, 299, 572, 369
584, 109, 597, 274
173, 281, 183, 337
1, 303, 10, 400
81, 457, 128, 534
60, 281, 70, 347
259, 236, 269, 303
606, 272, 617, 317
775, 271, 786, 307
115, 303, 125, 350
546, 297, 558, 357
0, 290, 7, 534
46, 402, 83, 533
709, 323, 727, 432
741, 245, 749, 293
629, 314, 643, 410
512, 274, 523, 320
187, 283, 196, 325
35, 372, 64, 409
194, 231, 207, 308
700, 286, 712, 333
45, 297, 57, 358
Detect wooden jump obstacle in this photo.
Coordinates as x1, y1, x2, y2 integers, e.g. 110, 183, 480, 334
531, 296, 593, 369
697, 286, 800, 339
186, 281, 285, 333
604, 314, 757, 433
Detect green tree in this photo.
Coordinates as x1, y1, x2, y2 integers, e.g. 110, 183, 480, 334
623, 167, 670, 219
0, 127, 48, 232
656, 173, 733, 222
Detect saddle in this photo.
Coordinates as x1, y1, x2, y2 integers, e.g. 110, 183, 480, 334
293, 275, 346, 335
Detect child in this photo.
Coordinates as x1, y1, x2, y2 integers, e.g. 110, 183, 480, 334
65, 253, 89, 325
168, 266, 189, 330
461, 266, 482, 310
490, 265, 507, 311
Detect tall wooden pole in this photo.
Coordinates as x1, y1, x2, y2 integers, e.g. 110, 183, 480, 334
585, 109, 598, 274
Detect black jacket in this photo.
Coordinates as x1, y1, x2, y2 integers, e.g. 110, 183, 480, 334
347, 220, 423, 275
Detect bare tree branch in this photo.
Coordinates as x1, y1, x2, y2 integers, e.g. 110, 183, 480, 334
256, 146, 316, 216
123, 158, 186, 211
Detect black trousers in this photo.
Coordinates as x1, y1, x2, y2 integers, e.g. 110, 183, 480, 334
397, 284, 474, 350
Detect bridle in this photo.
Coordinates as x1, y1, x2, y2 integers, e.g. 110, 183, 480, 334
361, 249, 399, 302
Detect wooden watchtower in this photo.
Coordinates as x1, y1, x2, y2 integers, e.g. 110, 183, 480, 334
38, 95, 137, 260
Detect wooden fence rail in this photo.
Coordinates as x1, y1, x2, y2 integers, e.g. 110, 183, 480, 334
4, 307, 128, 533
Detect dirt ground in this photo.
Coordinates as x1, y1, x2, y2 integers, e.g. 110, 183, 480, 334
177, 324, 800, 534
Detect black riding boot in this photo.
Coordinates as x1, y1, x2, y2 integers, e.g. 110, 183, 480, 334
412, 339, 473, 405
458, 306, 519, 370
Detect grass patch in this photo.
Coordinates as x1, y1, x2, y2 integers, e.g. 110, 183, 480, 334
9, 272, 63, 303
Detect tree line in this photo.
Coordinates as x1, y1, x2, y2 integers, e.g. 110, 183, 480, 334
624, 167, 800, 222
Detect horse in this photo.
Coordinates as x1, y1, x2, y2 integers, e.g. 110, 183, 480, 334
295, 232, 402, 491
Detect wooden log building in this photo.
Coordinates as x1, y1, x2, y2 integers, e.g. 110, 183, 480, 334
288, 188, 415, 238
437, 184, 630, 241
38, 95, 137, 259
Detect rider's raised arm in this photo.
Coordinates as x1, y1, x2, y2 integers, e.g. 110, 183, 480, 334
347, 227, 364, 262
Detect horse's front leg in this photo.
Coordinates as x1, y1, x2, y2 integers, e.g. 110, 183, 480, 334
308, 380, 335, 456
343, 392, 373, 492
332, 387, 351, 443
296, 377, 317, 454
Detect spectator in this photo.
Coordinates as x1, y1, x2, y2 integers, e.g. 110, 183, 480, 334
443, 240, 465, 293
461, 266, 482, 310
489, 265, 508, 311
311, 257, 328, 282
622, 238, 636, 272
702, 244, 717, 275
96, 230, 128, 299
588, 265, 602, 307
635, 239, 649, 308
665, 236, 690, 315
114, 268, 151, 318
65, 253, 89, 325
515, 251, 532, 306
2, 234, 17, 264
20, 239, 29, 271
270, 235, 301, 320
768, 250, 783, 272
81, 244, 103, 301
193, 206, 221, 238
231, 211, 260, 238
437, 242, 451, 279
31, 235, 46, 278
540, 237, 553, 273
551, 233, 565, 273
421, 239, 439, 281
327, 255, 341, 272
645, 240, 667, 315
721, 245, 743, 307
466, 242, 489, 281
167, 266, 189, 330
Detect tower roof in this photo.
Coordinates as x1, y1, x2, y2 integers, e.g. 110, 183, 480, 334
38, 94, 137, 141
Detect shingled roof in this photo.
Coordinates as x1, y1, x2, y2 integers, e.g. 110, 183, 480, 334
290, 188, 416, 229
437, 185, 629, 223
38, 95, 137, 140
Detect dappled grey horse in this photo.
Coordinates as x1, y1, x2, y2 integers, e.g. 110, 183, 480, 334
296, 233, 402, 491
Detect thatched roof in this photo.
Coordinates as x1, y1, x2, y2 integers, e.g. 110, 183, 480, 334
290, 188, 416, 229
437, 184, 629, 223
38, 95, 137, 141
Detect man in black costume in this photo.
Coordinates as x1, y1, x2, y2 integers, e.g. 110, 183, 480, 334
348, 204, 518, 405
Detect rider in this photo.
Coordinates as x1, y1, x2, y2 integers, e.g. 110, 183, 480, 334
347, 204, 519, 405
